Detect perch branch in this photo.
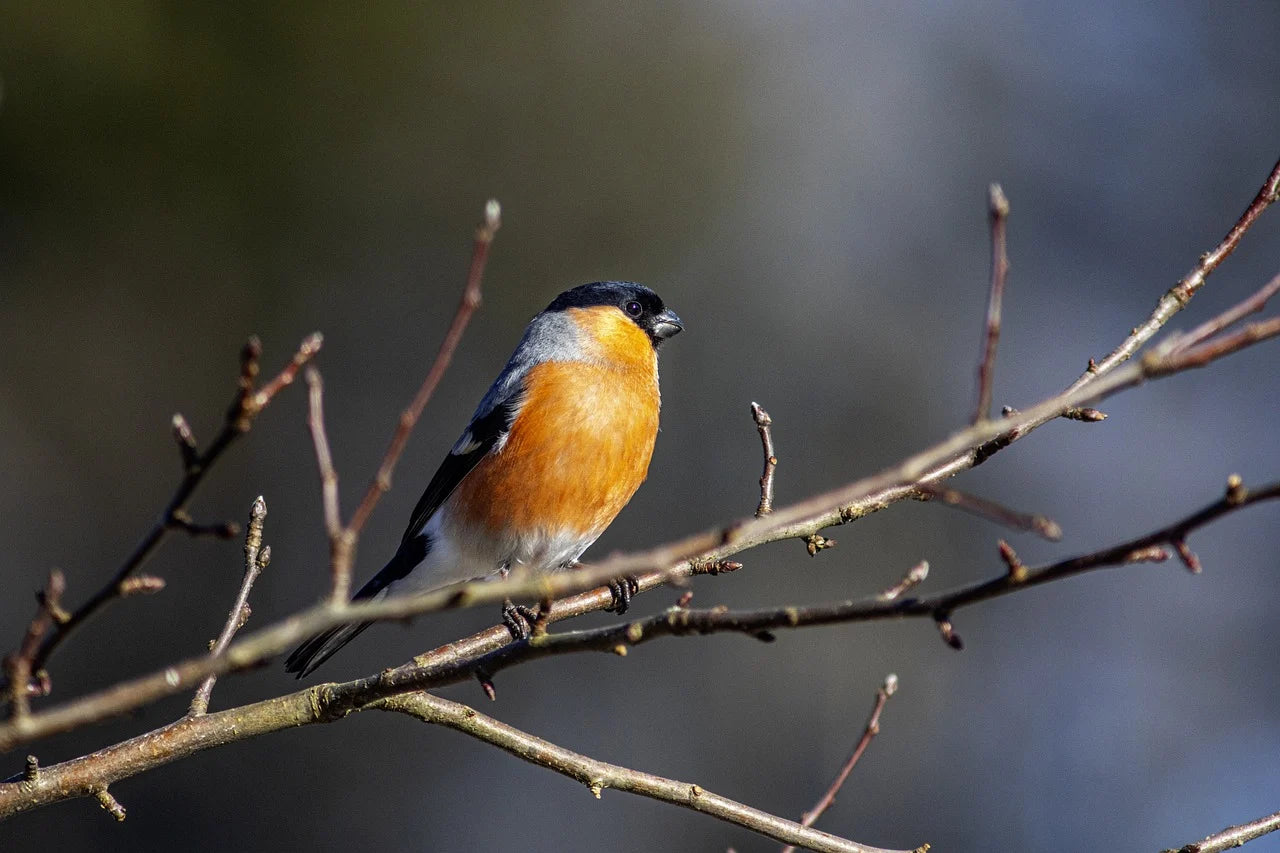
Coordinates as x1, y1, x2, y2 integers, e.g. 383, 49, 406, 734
915, 484, 1061, 541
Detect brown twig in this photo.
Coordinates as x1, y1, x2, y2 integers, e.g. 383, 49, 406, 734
189, 497, 270, 716
12, 334, 321, 691
752, 402, 778, 516
781, 674, 899, 853
915, 484, 1062, 541
310, 200, 500, 604
1163, 807, 1280, 853
974, 183, 1010, 423
1067, 156, 1280, 390
878, 561, 929, 602
3, 571, 67, 716
379, 692, 924, 853
346, 199, 501, 538
1169, 272, 1280, 355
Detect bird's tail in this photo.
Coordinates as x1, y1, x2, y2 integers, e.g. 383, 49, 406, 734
284, 541, 425, 678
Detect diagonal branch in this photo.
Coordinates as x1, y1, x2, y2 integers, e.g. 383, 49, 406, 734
1163, 807, 1280, 853
781, 674, 899, 853
10, 334, 320, 693
379, 692, 926, 853
319, 200, 500, 604
1067, 155, 1280, 390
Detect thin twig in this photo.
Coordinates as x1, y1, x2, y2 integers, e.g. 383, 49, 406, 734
752, 402, 778, 516
915, 484, 1061, 541
15, 334, 320, 688
346, 199, 501, 537
1169, 272, 1280, 355
3, 571, 67, 716
1163, 807, 1280, 853
304, 368, 353, 604
974, 183, 1010, 423
379, 692, 925, 853
189, 497, 270, 716
781, 675, 899, 853
1068, 156, 1280, 390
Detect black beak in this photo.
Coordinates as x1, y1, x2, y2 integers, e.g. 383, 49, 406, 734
650, 308, 683, 342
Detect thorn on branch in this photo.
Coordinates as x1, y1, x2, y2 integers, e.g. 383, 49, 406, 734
879, 560, 929, 601
750, 402, 777, 517
804, 533, 836, 556
94, 787, 126, 822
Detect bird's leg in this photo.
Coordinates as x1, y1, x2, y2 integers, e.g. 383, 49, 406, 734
498, 562, 544, 640
564, 560, 638, 614
605, 575, 640, 614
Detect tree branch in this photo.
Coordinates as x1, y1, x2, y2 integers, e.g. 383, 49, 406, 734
379, 692, 926, 853
188, 497, 270, 716
974, 183, 1010, 423
6, 334, 321, 696
781, 674, 899, 853
1066, 155, 1280, 389
752, 402, 778, 517
1163, 807, 1280, 853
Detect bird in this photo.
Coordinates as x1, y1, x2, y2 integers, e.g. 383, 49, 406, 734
285, 281, 683, 677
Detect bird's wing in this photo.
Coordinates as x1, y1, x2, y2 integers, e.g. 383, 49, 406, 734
399, 387, 523, 544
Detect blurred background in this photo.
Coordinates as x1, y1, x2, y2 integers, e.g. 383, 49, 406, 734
3, 2, 1280, 851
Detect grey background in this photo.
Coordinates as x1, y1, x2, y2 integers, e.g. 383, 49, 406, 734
3, 2, 1279, 851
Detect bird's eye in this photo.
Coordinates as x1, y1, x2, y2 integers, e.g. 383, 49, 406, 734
624, 300, 643, 318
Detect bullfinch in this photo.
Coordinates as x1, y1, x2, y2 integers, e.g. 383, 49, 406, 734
285, 281, 682, 677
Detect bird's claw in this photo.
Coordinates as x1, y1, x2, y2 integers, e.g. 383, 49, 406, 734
605, 576, 640, 614
502, 600, 540, 640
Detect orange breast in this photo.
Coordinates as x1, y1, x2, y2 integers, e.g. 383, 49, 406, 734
449, 356, 661, 541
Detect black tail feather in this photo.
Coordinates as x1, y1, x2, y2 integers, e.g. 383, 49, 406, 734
283, 537, 429, 678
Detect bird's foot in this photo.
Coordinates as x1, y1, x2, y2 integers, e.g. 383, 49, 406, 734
502, 599, 540, 641
605, 575, 640, 614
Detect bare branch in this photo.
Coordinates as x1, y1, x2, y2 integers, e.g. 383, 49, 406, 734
14, 334, 320, 688
1163, 807, 1280, 853
1068, 156, 1280, 389
346, 199, 502, 537
189, 497, 270, 716
379, 692, 924, 853
916, 484, 1062, 541
304, 368, 354, 604
781, 674, 899, 853
3, 570, 67, 716
878, 561, 929, 602
974, 183, 1010, 423
1169, 272, 1280, 355
752, 402, 778, 516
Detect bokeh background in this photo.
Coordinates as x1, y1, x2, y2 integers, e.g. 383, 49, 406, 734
3, 3, 1279, 851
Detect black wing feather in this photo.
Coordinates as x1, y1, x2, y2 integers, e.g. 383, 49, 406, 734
399, 395, 519, 545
